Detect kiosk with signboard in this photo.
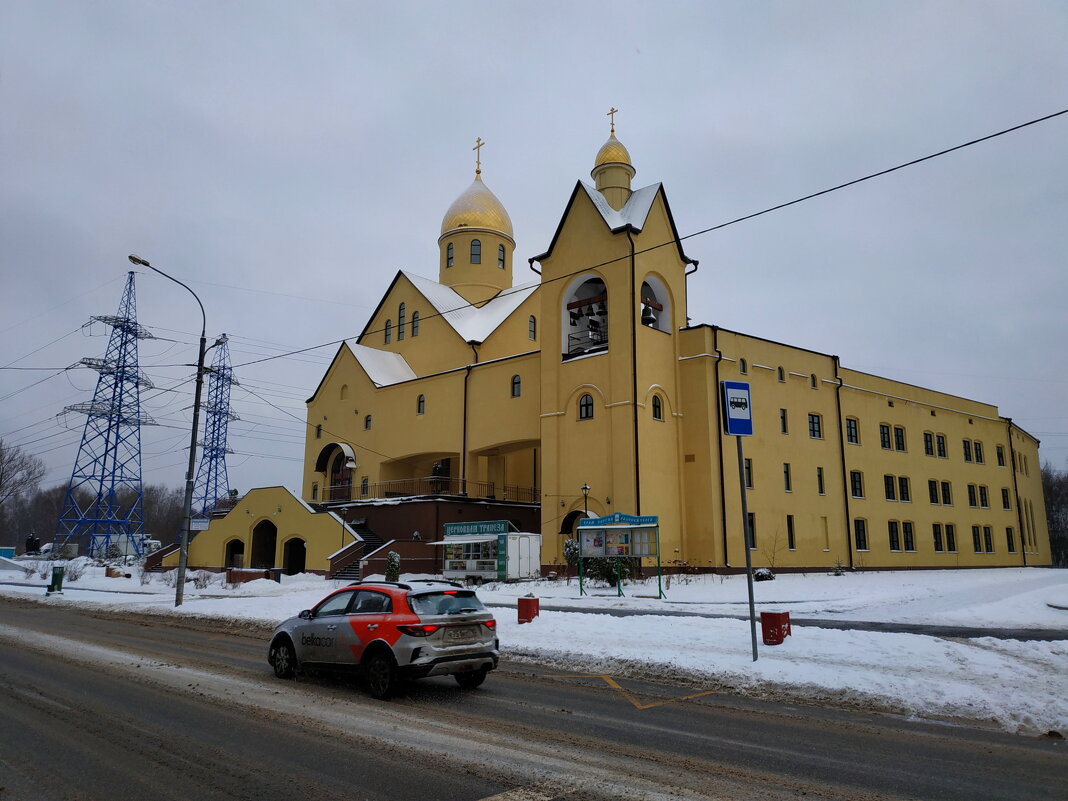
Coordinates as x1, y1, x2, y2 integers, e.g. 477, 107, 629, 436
576, 513, 663, 598
429, 520, 541, 583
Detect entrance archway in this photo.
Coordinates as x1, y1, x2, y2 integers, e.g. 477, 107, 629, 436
224, 539, 245, 568
283, 537, 306, 575
250, 521, 277, 569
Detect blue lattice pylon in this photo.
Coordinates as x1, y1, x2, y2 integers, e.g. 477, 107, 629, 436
192, 334, 238, 517
55, 271, 156, 559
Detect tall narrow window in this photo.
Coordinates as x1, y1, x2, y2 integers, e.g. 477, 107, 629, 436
933, 523, 944, 552
854, 519, 868, 551
978, 485, 989, 508
850, 471, 864, 498
746, 513, 756, 549
411, 311, 420, 337
498, 244, 506, 269
974, 441, 984, 464
744, 458, 753, 489
470, 239, 481, 264
945, 524, 956, 552
315, 424, 322, 439
364, 415, 372, 430
884, 475, 897, 501
777, 367, 785, 382
1006, 527, 1016, 553
972, 525, 982, 553
652, 395, 663, 421
416, 394, 425, 415
528, 315, 536, 341
787, 515, 796, 550
1002, 488, 1011, 510
968, 484, 978, 507
928, 480, 939, 504
996, 445, 1006, 467
845, 418, 859, 444
936, 434, 947, 458
923, 432, 934, 456
739, 358, 748, 374
880, 424, 892, 449
783, 463, 792, 492
983, 526, 994, 553
903, 521, 915, 551
311, 483, 319, 501
384, 320, 392, 344
816, 466, 825, 495
780, 408, 789, 434
963, 440, 973, 462
808, 413, 822, 439
810, 373, 818, 389
446, 242, 454, 268
398, 303, 406, 340
360, 477, 369, 497
578, 393, 594, 420
894, 426, 906, 452
511, 375, 521, 398
898, 476, 910, 502
941, 481, 952, 505
888, 521, 901, 551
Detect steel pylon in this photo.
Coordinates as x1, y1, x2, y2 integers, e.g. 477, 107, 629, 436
54, 271, 156, 559
192, 334, 238, 517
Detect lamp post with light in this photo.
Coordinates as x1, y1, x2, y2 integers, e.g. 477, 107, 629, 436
581, 483, 590, 518
129, 254, 224, 606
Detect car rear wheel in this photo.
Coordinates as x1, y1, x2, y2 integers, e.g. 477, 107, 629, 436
454, 667, 488, 690
364, 651, 398, 699
271, 638, 296, 679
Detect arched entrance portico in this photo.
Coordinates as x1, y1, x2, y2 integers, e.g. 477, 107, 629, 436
250, 521, 277, 569
282, 537, 306, 575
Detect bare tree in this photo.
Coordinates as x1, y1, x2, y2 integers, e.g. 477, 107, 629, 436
1042, 461, 1068, 567
0, 439, 45, 512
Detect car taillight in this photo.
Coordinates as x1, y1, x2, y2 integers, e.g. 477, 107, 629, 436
482, 619, 496, 630
398, 625, 440, 637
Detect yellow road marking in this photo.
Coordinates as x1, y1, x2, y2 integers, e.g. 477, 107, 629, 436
547, 673, 716, 710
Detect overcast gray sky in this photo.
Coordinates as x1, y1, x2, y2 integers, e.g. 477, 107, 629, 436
2, 1, 1066, 499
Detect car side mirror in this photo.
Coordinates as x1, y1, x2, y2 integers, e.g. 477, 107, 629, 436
299, 609, 313, 620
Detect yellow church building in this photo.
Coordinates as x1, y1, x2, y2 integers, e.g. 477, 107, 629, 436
175, 122, 1051, 577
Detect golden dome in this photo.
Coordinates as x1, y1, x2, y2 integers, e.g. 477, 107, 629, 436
440, 175, 514, 238
594, 133, 632, 168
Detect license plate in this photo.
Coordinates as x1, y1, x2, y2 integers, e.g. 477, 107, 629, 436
445, 626, 477, 642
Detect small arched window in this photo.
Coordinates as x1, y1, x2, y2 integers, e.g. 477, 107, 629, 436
360, 477, 369, 497
777, 367, 785, 382
311, 483, 318, 500
739, 358, 748, 375
340, 384, 349, 400
511, 375, 521, 398
470, 239, 481, 264
810, 373, 818, 389
417, 394, 425, 415
528, 315, 536, 341
315, 424, 322, 439
579, 393, 594, 420
385, 320, 392, 344
411, 311, 420, 337
364, 415, 372, 430
398, 303, 406, 340
498, 244, 506, 269
446, 242, 454, 268
652, 395, 663, 421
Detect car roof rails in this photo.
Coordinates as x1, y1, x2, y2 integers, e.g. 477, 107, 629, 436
349, 580, 412, 590
407, 578, 464, 588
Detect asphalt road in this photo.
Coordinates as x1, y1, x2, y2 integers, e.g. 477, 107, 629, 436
0, 597, 1063, 801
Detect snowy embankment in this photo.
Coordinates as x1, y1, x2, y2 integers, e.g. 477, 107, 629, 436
1, 563, 1065, 735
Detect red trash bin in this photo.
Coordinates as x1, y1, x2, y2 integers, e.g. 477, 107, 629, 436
518, 597, 540, 624
760, 611, 791, 645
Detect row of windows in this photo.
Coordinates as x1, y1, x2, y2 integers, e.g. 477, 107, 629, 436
445, 240, 506, 269
852, 520, 1018, 555
738, 359, 820, 389
844, 420, 1008, 468
576, 392, 665, 421
384, 307, 537, 344
774, 410, 825, 439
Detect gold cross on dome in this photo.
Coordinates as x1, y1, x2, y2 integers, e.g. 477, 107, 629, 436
473, 137, 485, 175
607, 107, 619, 134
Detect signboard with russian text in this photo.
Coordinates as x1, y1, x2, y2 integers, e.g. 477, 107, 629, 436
443, 520, 510, 537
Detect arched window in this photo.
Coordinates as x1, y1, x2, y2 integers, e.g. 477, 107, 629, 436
639, 278, 671, 333
411, 311, 420, 337
446, 242, 454, 268
398, 303, 406, 340
579, 393, 594, 420
652, 395, 663, 421
417, 394, 425, 415
340, 384, 349, 400
563, 276, 608, 357
364, 415, 372, 430
777, 367, 785, 382
511, 375, 521, 398
360, 477, 369, 497
810, 373, 818, 389
470, 239, 481, 264
498, 244, 506, 269
528, 315, 536, 341
739, 358, 748, 374
385, 320, 392, 344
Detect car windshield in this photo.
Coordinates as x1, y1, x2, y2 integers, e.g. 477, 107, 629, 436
409, 591, 485, 616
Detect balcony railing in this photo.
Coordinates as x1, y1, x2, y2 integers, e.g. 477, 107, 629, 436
333, 476, 539, 504
565, 328, 608, 358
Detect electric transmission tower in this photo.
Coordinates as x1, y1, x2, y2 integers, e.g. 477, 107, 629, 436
55, 271, 156, 559
192, 334, 238, 517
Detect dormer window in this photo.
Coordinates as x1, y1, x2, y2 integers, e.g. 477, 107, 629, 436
498, 244, 506, 269
446, 243, 454, 268
470, 239, 481, 264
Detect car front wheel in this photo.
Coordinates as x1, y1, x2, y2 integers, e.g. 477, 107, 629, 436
364, 651, 398, 699
271, 638, 296, 679
454, 667, 488, 690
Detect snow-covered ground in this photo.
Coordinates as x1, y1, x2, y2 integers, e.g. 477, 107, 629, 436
2, 563, 1065, 735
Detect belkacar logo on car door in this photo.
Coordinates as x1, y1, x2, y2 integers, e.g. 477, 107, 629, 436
300, 633, 334, 648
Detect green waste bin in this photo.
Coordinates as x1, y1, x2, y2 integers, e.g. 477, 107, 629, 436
47, 565, 65, 595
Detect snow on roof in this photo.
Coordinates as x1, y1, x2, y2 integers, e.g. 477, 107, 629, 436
579, 181, 661, 232
349, 342, 418, 387
403, 272, 539, 343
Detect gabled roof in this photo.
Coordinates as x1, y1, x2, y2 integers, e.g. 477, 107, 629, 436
531, 180, 694, 265
305, 341, 416, 402
403, 271, 539, 344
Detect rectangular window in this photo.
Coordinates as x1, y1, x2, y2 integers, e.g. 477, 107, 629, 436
787, 515, 796, 550
894, 426, 906, 452
780, 408, 788, 434
850, 471, 864, 498
898, 476, 910, 502
928, 480, 939, 504
747, 512, 756, 549
884, 474, 897, 501
744, 458, 753, 489
854, 519, 868, 551
903, 521, 915, 551
941, 481, 952, 505
946, 524, 957, 552
933, 523, 944, 552
817, 466, 825, 495
974, 442, 984, 464
972, 525, 982, 553
846, 418, 859, 444
967, 484, 978, 507
1006, 527, 1016, 553
936, 434, 947, 458
1002, 488, 1011, 510
924, 432, 934, 456
808, 413, 822, 439
783, 463, 792, 492
880, 424, 891, 449
888, 520, 901, 551
983, 525, 994, 553
996, 445, 1006, 467
963, 440, 973, 462
978, 485, 989, 509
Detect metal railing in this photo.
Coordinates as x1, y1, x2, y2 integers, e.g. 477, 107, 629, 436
566, 328, 608, 356
347, 476, 538, 504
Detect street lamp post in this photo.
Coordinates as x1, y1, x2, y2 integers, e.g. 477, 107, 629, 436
129, 254, 219, 607
581, 483, 590, 518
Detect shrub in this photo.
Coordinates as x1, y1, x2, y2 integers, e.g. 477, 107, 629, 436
192, 570, 213, 589
583, 556, 642, 587
754, 567, 775, 582
385, 551, 401, 582
65, 561, 87, 582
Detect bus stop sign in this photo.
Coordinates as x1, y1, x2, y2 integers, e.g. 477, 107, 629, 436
722, 381, 753, 436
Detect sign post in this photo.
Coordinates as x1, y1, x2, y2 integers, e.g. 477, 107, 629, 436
722, 381, 759, 662
576, 513, 662, 599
